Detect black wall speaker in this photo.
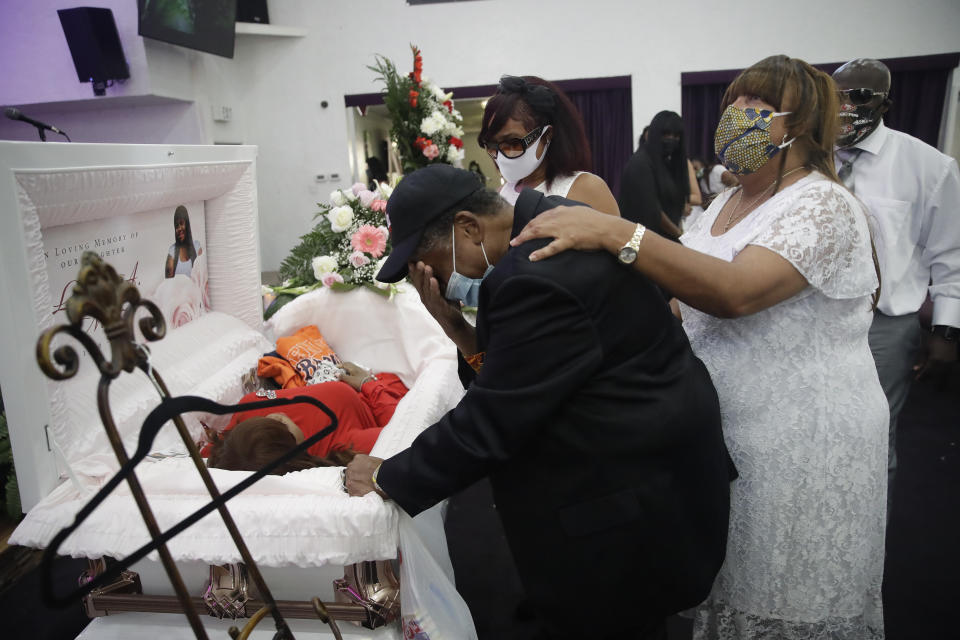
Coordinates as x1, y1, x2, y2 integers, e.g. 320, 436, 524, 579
237, 0, 270, 24
57, 7, 130, 95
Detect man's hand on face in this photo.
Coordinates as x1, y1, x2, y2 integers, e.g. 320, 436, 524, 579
345, 454, 386, 498
407, 261, 478, 355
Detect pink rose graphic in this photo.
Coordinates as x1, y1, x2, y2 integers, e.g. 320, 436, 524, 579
351, 225, 388, 258
152, 275, 204, 329
189, 253, 210, 309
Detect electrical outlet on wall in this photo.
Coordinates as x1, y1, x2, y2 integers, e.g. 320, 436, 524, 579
313, 172, 344, 184
211, 105, 233, 123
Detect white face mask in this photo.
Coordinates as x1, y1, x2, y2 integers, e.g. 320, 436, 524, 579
495, 125, 551, 184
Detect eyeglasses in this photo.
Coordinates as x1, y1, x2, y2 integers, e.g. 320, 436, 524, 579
479, 126, 545, 159
839, 88, 888, 106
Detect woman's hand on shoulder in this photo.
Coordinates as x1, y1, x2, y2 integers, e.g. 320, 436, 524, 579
567, 173, 620, 216
511, 205, 632, 262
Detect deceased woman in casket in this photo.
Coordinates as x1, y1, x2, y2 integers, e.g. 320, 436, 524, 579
206, 362, 408, 472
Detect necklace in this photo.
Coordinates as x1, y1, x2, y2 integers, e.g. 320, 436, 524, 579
723, 166, 808, 232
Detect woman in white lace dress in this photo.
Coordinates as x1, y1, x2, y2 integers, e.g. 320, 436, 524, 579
510, 55, 887, 639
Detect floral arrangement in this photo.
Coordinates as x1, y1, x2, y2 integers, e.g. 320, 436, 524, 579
268, 182, 397, 318
369, 45, 465, 172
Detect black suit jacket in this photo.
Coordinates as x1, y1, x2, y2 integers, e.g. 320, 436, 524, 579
378, 190, 732, 631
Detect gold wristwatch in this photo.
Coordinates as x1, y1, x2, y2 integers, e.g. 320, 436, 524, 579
618, 223, 646, 264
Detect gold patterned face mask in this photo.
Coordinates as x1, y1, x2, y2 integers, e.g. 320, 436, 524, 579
714, 105, 794, 175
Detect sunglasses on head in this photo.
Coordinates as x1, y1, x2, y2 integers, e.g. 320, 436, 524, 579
839, 88, 888, 106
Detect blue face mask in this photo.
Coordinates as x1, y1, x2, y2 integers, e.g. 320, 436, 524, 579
445, 225, 493, 308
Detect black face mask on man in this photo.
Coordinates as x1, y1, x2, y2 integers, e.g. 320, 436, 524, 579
837, 89, 888, 148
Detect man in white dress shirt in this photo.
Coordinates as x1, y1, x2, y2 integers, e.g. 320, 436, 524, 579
833, 58, 960, 504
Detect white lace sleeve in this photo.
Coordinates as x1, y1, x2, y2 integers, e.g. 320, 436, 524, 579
751, 181, 879, 299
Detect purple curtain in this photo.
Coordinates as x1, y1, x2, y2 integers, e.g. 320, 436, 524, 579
681, 52, 960, 161
565, 85, 633, 198
681, 81, 728, 165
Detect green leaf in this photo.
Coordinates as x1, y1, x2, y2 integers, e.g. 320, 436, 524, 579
328, 281, 358, 293
363, 283, 394, 298
263, 293, 299, 320
5, 469, 20, 520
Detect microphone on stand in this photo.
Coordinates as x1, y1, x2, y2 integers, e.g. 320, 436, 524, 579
4, 107, 71, 142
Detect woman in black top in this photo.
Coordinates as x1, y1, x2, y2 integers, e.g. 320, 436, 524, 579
618, 111, 690, 239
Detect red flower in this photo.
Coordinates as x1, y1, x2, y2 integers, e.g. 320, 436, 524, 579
414, 137, 431, 151
409, 89, 419, 107
410, 46, 424, 86
443, 99, 453, 113
448, 136, 463, 149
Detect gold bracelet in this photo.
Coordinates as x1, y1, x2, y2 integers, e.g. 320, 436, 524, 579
372, 463, 385, 496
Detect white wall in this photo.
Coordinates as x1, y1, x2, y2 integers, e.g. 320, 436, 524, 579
2, 0, 959, 270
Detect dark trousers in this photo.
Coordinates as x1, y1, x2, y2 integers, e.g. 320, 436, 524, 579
868, 310, 922, 513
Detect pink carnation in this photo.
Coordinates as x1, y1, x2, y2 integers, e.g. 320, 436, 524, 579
349, 250, 371, 268
351, 182, 366, 196
359, 190, 376, 207
371, 199, 387, 212
423, 143, 440, 160
351, 225, 388, 258
321, 272, 344, 288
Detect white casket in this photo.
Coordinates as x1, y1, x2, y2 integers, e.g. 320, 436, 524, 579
0, 142, 466, 639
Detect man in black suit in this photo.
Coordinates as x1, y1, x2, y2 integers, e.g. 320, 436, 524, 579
346, 165, 733, 639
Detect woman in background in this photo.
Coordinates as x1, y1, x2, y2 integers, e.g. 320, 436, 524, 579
164, 205, 203, 278
699, 157, 739, 205
618, 111, 690, 239
478, 75, 619, 215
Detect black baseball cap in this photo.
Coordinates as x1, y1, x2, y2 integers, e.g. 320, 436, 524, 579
377, 165, 484, 283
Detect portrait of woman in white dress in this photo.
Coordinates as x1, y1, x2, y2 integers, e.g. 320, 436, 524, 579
164, 204, 203, 279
